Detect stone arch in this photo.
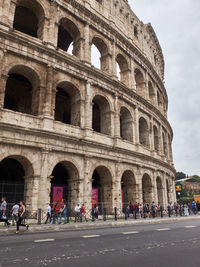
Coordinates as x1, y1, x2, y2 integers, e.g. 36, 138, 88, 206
91, 36, 109, 72
148, 81, 154, 103
54, 81, 81, 127
156, 177, 164, 206
57, 18, 81, 57
50, 161, 79, 208
13, 0, 45, 39
142, 173, 152, 204
153, 125, 159, 152
116, 53, 129, 86
121, 170, 136, 207
0, 155, 34, 204
4, 65, 40, 116
120, 106, 133, 142
92, 165, 113, 214
92, 95, 111, 135
139, 117, 149, 148
135, 68, 145, 97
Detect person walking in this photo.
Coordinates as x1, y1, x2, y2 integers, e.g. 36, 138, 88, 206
74, 204, 80, 222
0, 197, 10, 227
94, 204, 99, 219
16, 201, 29, 234
81, 204, 87, 222
58, 199, 67, 224
12, 202, 19, 226
45, 204, 51, 224
192, 200, 197, 215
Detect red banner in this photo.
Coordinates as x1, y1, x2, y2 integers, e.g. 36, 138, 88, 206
53, 186, 63, 211
92, 188, 98, 208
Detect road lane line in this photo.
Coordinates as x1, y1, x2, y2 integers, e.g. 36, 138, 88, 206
82, 235, 100, 238
34, 239, 55, 243
156, 228, 171, 231
122, 231, 139, 235
184, 225, 197, 228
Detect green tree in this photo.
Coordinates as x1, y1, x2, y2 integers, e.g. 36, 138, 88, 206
175, 172, 186, 180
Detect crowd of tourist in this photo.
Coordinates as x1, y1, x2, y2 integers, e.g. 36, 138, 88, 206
1, 196, 200, 231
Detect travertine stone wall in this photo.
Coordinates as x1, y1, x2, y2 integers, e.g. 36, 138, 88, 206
0, 0, 176, 213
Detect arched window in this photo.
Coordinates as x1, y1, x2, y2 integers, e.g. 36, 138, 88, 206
121, 170, 136, 208
120, 107, 133, 142
116, 54, 129, 86
92, 95, 111, 135
13, 0, 45, 39
92, 166, 112, 214
153, 125, 159, 152
142, 174, 152, 204
135, 68, 145, 97
148, 81, 154, 103
139, 117, 149, 148
4, 65, 40, 116
91, 37, 109, 72
57, 18, 81, 57
55, 82, 81, 127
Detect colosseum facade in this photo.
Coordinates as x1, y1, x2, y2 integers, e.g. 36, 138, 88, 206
0, 0, 176, 214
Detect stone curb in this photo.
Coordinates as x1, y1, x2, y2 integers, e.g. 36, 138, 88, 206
1, 216, 200, 234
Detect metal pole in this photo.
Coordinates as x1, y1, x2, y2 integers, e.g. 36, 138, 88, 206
114, 207, 117, 221
38, 208, 42, 225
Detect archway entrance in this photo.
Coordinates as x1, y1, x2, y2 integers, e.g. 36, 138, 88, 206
50, 162, 79, 209
121, 170, 136, 209
156, 177, 164, 206
120, 107, 133, 142
142, 174, 152, 204
92, 166, 112, 214
0, 158, 25, 204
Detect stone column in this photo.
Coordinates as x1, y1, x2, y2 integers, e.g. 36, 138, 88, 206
159, 124, 164, 156
130, 58, 136, 92
163, 176, 168, 208
134, 107, 139, 145
51, 88, 57, 118
111, 40, 117, 77
84, 81, 92, 130
44, 66, 54, 117
24, 175, 40, 213
112, 162, 122, 212
149, 117, 154, 152
0, 74, 7, 111
0, 0, 15, 30
83, 157, 92, 212
82, 22, 91, 64
113, 94, 120, 138
152, 173, 158, 203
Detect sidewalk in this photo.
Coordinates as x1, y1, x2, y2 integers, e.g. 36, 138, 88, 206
1, 215, 200, 234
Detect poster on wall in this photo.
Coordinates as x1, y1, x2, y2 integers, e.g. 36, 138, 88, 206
53, 186, 63, 211
92, 188, 98, 208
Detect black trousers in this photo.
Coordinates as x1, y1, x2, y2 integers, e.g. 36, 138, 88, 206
17, 216, 26, 231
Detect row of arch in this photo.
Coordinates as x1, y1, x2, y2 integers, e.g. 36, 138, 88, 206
2, 64, 170, 155
10, 0, 166, 112
0, 156, 173, 212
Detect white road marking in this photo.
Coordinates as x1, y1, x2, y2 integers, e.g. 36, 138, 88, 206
156, 228, 171, 231
184, 225, 197, 228
122, 231, 139, 235
82, 235, 100, 238
34, 239, 55, 243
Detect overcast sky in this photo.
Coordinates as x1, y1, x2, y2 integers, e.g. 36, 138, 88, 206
128, 0, 200, 175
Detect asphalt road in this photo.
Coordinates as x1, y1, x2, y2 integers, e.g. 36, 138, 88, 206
0, 220, 200, 267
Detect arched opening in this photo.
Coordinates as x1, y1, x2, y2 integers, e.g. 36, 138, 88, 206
142, 174, 152, 204
156, 177, 164, 206
91, 37, 109, 72
50, 161, 79, 209
57, 18, 81, 57
120, 107, 133, 142
116, 54, 129, 86
153, 125, 159, 152
148, 81, 154, 103
135, 69, 145, 97
139, 117, 149, 148
121, 170, 136, 209
13, 0, 45, 39
92, 95, 111, 135
92, 166, 112, 214
55, 82, 81, 127
4, 65, 40, 116
166, 180, 170, 203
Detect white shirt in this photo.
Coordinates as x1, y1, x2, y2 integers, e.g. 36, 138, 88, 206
47, 205, 51, 214
12, 204, 19, 215
75, 205, 80, 212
